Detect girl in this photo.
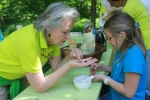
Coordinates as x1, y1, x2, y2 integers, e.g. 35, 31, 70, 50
90, 12, 147, 100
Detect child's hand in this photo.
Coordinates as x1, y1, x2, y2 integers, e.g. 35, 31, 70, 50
90, 63, 103, 75
92, 74, 106, 82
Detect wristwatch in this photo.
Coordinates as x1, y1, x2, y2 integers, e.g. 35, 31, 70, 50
104, 76, 111, 85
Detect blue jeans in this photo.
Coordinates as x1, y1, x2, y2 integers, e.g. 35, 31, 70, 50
99, 93, 109, 100
145, 93, 150, 100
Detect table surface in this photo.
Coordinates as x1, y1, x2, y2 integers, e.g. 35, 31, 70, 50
13, 36, 113, 100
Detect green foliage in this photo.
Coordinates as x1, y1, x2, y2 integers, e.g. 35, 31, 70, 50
2, 24, 16, 37
95, 18, 100, 29
2, 18, 101, 37
0, 0, 103, 36
0, 0, 92, 25
72, 17, 100, 32
1, 21, 31, 37
72, 18, 90, 32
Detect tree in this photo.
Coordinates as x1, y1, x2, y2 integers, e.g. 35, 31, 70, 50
0, 0, 101, 34
90, 0, 96, 27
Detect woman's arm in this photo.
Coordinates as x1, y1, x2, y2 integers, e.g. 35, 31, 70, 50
49, 54, 75, 71
102, 9, 122, 20
26, 57, 98, 92
25, 63, 71, 92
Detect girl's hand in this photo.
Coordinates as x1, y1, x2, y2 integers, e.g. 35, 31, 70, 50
68, 57, 98, 68
92, 74, 106, 82
90, 63, 103, 75
69, 48, 83, 60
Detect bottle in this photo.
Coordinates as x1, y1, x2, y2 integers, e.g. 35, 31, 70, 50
95, 29, 106, 51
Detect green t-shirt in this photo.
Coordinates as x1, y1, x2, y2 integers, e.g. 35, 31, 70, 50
122, 0, 150, 49
100, 4, 107, 16
0, 24, 60, 80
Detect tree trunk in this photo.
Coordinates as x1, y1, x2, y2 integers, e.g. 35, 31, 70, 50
90, 0, 96, 28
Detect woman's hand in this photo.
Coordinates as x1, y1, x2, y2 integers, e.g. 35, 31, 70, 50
90, 63, 104, 75
68, 57, 98, 68
92, 74, 106, 82
69, 48, 83, 60
102, 10, 113, 20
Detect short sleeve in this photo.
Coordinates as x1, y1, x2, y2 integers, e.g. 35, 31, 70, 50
123, 47, 145, 75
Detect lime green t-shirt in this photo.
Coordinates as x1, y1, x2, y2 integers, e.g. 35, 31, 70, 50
100, 4, 107, 16
0, 24, 60, 80
122, 0, 150, 49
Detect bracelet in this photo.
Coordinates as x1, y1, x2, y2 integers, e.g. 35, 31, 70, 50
104, 76, 111, 85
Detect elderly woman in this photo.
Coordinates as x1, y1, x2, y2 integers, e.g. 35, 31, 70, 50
0, 2, 98, 100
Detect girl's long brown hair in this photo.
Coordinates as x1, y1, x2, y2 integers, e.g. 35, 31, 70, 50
104, 12, 146, 62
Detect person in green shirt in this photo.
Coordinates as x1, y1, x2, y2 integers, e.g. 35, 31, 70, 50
140, 0, 150, 14
98, 0, 123, 28
0, 15, 4, 42
0, 2, 98, 100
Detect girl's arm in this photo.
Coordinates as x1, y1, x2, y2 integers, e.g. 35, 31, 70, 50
93, 72, 140, 98
101, 64, 112, 72
107, 73, 140, 98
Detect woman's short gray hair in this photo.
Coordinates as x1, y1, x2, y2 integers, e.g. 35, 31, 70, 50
33, 2, 79, 32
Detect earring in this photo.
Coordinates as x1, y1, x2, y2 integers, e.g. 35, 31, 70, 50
48, 33, 51, 37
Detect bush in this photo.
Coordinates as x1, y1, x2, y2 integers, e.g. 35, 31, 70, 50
1, 18, 101, 37
72, 18, 101, 32
1, 21, 31, 37
1, 24, 16, 37
72, 18, 90, 32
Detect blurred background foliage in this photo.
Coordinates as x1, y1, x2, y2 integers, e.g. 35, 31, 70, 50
0, 0, 102, 37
